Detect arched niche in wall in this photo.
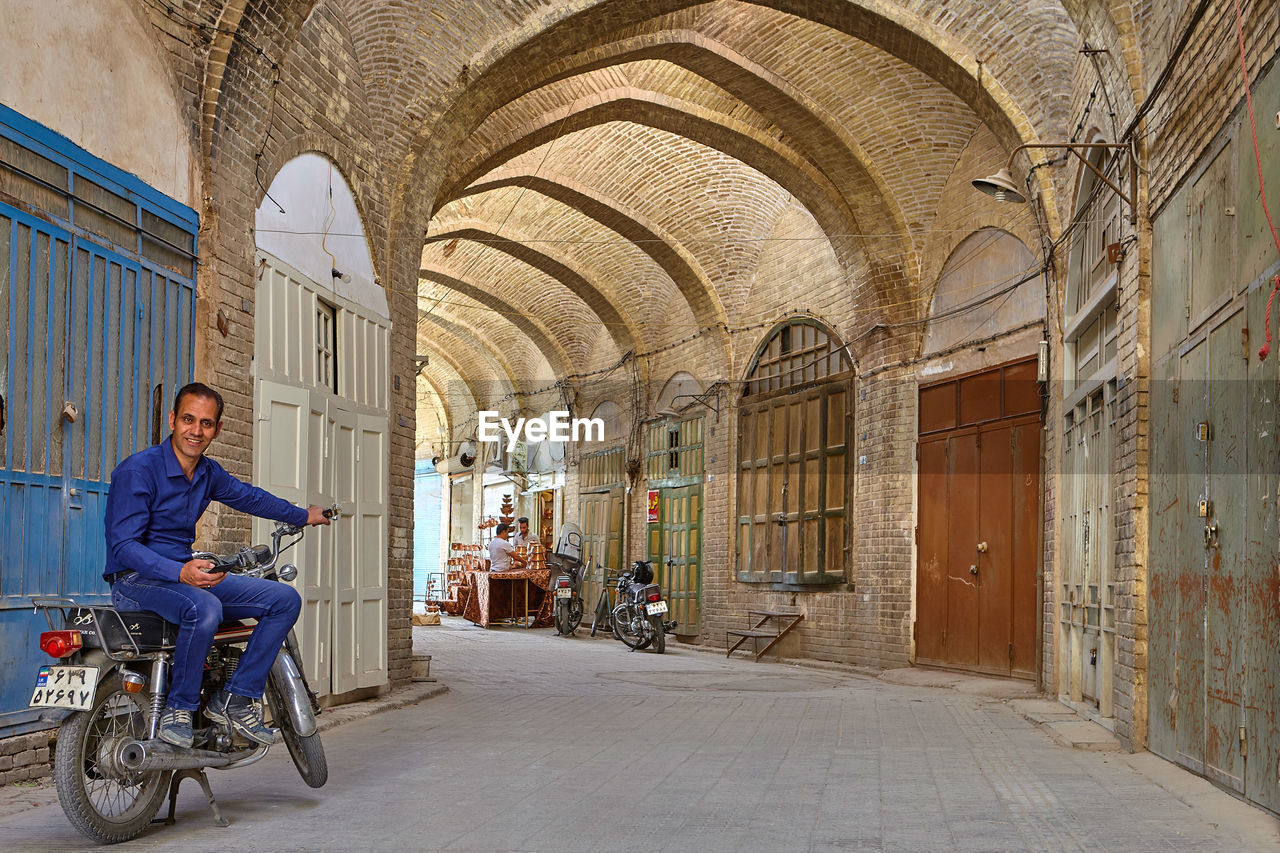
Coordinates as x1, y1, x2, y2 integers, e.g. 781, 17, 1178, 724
921, 228, 1044, 363
255, 153, 385, 318
587, 399, 626, 447
654, 371, 705, 417
0, 0, 194, 205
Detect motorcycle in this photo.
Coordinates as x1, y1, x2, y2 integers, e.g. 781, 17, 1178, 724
609, 559, 675, 654
551, 554, 590, 636
27, 507, 338, 843
548, 526, 587, 636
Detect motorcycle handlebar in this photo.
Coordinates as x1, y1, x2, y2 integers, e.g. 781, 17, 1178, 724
203, 505, 340, 573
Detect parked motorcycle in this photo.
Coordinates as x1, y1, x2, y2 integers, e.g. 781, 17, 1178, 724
551, 554, 590, 636
547, 524, 586, 636
27, 507, 338, 843
609, 560, 675, 653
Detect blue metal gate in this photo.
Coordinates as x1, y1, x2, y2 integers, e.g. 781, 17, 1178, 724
0, 105, 197, 737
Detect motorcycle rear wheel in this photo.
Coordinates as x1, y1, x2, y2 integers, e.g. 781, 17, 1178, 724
53, 676, 170, 843
611, 604, 652, 650
265, 678, 327, 789
554, 600, 570, 635
651, 619, 666, 654
566, 597, 584, 634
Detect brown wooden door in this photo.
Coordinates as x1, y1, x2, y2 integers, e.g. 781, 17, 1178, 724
916, 361, 1041, 678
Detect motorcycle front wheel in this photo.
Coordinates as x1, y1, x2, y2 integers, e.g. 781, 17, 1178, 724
611, 603, 652, 650
265, 677, 328, 789
53, 675, 170, 843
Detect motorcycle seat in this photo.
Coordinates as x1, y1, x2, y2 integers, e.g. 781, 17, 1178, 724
68, 609, 256, 653
67, 609, 177, 652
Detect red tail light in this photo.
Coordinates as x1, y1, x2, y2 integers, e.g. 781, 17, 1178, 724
557, 579, 571, 588
647, 592, 661, 603
40, 630, 82, 659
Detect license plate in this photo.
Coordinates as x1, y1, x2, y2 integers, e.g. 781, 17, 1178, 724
30, 665, 99, 710
646, 601, 668, 615
555, 588, 572, 599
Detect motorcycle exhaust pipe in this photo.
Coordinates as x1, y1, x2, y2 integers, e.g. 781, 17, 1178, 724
119, 738, 262, 772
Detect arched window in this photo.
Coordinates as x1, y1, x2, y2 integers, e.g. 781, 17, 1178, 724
736, 320, 852, 585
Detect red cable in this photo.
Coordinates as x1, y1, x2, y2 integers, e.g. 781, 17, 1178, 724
1232, 0, 1280, 359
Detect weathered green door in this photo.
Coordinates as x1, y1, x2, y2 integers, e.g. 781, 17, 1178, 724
648, 483, 701, 635
646, 416, 704, 636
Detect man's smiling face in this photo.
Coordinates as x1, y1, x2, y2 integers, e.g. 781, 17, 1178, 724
168, 394, 222, 466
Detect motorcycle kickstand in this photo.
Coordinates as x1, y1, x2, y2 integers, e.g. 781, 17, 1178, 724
160, 768, 229, 828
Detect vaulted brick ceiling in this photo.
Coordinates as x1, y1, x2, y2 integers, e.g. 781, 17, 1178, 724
384, 0, 1077, 445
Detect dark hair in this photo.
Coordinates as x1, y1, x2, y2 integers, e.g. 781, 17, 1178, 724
517, 517, 529, 525
174, 382, 224, 422
495, 522, 511, 536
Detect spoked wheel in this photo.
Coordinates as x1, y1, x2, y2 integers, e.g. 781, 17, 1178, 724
651, 619, 666, 654
611, 604, 652, 650
590, 594, 609, 637
566, 597, 584, 634
265, 678, 327, 789
554, 601, 570, 635
53, 676, 170, 843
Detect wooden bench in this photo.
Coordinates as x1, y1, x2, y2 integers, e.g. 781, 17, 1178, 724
727, 610, 804, 661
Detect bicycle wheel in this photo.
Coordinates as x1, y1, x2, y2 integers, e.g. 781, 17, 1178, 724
590, 590, 609, 637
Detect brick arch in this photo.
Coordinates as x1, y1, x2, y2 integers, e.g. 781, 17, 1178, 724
418, 358, 478, 447
515, 30, 915, 269
418, 266, 573, 377
423, 224, 641, 353
417, 311, 533, 405
389, 0, 1072, 264
418, 289, 557, 392
438, 91, 887, 305
457, 171, 730, 336
200, 0, 319, 177
415, 318, 515, 413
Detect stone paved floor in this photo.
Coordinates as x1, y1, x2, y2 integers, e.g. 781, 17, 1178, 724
0, 617, 1277, 851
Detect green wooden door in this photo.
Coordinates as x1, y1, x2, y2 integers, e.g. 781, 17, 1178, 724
648, 483, 701, 635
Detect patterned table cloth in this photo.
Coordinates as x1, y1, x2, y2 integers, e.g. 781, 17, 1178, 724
460, 569, 554, 628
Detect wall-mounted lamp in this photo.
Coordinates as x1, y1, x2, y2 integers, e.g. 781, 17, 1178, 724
331, 267, 352, 283
974, 142, 1138, 224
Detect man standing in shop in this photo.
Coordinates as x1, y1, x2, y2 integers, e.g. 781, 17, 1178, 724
488, 522, 527, 572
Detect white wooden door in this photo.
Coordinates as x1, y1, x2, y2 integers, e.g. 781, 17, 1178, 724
254, 381, 332, 696
356, 414, 388, 688
329, 404, 359, 695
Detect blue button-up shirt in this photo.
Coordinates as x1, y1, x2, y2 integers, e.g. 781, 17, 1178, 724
104, 439, 309, 582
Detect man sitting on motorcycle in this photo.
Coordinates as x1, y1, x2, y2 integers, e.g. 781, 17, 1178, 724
103, 382, 330, 749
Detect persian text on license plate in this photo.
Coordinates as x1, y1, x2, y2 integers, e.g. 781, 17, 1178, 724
646, 601, 668, 615
30, 665, 99, 710
555, 588, 573, 598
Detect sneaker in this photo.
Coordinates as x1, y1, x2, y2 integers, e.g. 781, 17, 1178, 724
205, 689, 276, 746
157, 707, 194, 748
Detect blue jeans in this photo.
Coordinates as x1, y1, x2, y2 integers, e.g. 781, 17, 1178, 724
111, 572, 302, 712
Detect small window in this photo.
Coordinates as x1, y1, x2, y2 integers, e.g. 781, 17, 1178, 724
317, 300, 337, 393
